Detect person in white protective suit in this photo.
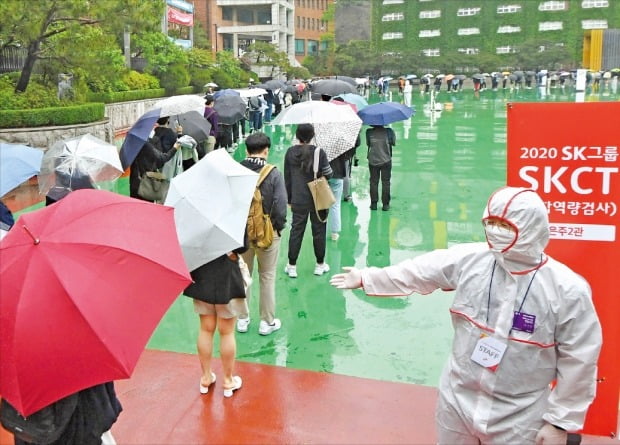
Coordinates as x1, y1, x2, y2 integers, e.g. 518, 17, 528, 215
330, 186, 602, 445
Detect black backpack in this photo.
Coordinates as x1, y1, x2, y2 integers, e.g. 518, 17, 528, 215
0, 394, 78, 445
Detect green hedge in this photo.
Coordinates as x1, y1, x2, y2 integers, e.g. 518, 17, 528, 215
85, 88, 167, 103
0, 103, 105, 128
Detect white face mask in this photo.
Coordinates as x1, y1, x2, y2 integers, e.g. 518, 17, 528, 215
485, 224, 516, 252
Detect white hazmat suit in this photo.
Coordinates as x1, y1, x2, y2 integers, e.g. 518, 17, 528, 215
332, 187, 602, 444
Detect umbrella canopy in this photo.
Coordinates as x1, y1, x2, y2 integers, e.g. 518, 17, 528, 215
38, 134, 123, 195
177, 110, 212, 143
164, 149, 258, 271
213, 89, 241, 100
406, 74, 418, 80
332, 93, 369, 110
235, 87, 267, 98
0, 189, 191, 416
119, 108, 160, 169
151, 94, 205, 116
204, 82, 218, 88
272, 100, 361, 125
315, 121, 362, 162
358, 102, 415, 126
423, 73, 434, 79
311, 79, 356, 97
329, 75, 357, 86
213, 95, 247, 125
472, 74, 485, 80
260, 79, 286, 90
0, 143, 43, 197
444, 74, 455, 81
456, 74, 467, 80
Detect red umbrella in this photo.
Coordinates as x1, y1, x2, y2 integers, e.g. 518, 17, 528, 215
0, 189, 192, 416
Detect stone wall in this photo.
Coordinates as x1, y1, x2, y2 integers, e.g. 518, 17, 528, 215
0, 98, 161, 150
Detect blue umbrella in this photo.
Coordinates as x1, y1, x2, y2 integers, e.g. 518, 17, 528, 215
212, 89, 241, 100
0, 143, 44, 197
119, 108, 160, 169
357, 102, 415, 126
332, 93, 369, 111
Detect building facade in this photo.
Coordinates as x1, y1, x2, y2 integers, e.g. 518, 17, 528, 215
372, 0, 620, 66
293, 0, 334, 63
194, 0, 295, 64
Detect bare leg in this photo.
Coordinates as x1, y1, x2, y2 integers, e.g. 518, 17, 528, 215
197, 314, 217, 386
217, 316, 237, 388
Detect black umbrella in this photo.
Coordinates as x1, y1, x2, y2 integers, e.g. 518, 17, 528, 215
176, 110, 211, 143
261, 79, 286, 90
311, 79, 356, 97
329, 75, 357, 86
213, 95, 247, 125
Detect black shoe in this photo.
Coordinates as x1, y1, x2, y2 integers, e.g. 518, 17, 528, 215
382, 205, 390, 211
344, 195, 352, 202
370, 203, 377, 210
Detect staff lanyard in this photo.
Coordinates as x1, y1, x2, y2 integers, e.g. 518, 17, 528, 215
486, 256, 542, 332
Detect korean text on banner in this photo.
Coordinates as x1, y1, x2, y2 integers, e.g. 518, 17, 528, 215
167, 6, 193, 27
507, 101, 620, 437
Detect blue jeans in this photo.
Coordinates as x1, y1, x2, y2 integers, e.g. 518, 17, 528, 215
328, 178, 344, 235
250, 110, 262, 131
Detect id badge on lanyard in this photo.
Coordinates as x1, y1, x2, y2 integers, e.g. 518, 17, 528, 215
471, 334, 507, 372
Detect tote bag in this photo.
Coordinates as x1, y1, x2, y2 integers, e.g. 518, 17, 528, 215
307, 147, 335, 222
137, 170, 169, 203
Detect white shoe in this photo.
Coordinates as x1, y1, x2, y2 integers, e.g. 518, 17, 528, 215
314, 262, 330, 276
284, 264, 297, 278
259, 319, 281, 335
331, 233, 339, 241
236, 317, 250, 333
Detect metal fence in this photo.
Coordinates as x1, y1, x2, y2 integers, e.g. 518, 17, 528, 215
0, 47, 27, 74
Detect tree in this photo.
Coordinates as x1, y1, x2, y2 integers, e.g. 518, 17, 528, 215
0, 0, 162, 92
242, 41, 291, 78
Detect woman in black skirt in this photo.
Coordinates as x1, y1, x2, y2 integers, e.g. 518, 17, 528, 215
184, 238, 248, 398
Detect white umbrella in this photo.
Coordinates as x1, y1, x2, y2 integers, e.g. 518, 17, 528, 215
315, 121, 362, 161
38, 134, 123, 195
164, 149, 258, 271
235, 87, 268, 98
151, 94, 205, 116
272, 101, 361, 125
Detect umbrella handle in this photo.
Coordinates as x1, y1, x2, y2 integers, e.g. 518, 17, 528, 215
22, 224, 40, 245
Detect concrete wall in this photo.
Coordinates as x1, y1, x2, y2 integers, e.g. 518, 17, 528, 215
0, 98, 161, 150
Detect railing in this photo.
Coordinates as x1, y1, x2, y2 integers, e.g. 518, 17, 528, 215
0, 47, 27, 74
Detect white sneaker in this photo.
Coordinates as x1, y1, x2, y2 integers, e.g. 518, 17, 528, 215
284, 264, 297, 278
331, 233, 339, 241
236, 317, 250, 333
314, 262, 330, 276
259, 319, 281, 335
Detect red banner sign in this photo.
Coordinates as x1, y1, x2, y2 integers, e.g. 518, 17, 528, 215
167, 6, 193, 27
507, 102, 620, 436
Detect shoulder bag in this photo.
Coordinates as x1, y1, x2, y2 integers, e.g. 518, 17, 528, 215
307, 147, 335, 222
137, 170, 169, 203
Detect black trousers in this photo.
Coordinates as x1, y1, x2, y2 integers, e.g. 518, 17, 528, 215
369, 161, 392, 206
288, 206, 328, 265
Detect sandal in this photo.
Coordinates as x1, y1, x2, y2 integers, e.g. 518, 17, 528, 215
199, 372, 216, 394
223, 376, 242, 398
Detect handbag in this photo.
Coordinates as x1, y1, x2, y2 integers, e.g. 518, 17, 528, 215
137, 170, 169, 203
307, 147, 336, 222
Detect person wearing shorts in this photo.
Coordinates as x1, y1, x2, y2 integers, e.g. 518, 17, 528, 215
184, 248, 248, 398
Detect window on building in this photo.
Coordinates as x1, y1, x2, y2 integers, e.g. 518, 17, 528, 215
382, 12, 405, 21
497, 25, 521, 33
382, 32, 404, 40
222, 7, 233, 21
422, 48, 440, 57
257, 10, 271, 25
581, 0, 608, 7
539, 21, 563, 30
308, 40, 319, 55
538, 1, 566, 11
497, 4, 522, 13
457, 47, 480, 54
458, 28, 480, 35
496, 46, 517, 54
419, 29, 441, 37
457, 7, 481, 16
320, 41, 328, 51
581, 19, 608, 29
296, 16, 300, 27
382, 0, 404, 4
295, 39, 305, 55
419, 10, 441, 18
238, 9, 253, 23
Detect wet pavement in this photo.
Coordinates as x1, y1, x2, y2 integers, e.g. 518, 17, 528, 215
6, 86, 619, 429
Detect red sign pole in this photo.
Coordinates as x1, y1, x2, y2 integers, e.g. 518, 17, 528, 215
507, 102, 619, 436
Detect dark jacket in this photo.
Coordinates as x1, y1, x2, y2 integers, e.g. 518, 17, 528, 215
0, 201, 14, 232
366, 126, 395, 167
329, 135, 360, 179
153, 126, 179, 153
129, 141, 177, 199
284, 144, 332, 209
240, 157, 287, 233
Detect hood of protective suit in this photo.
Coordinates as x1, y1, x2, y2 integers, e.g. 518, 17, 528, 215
482, 187, 549, 271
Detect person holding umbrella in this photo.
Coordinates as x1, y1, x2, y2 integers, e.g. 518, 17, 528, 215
366, 124, 396, 211
283, 124, 333, 278
203, 95, 219, 154
129, 135, 181, 201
